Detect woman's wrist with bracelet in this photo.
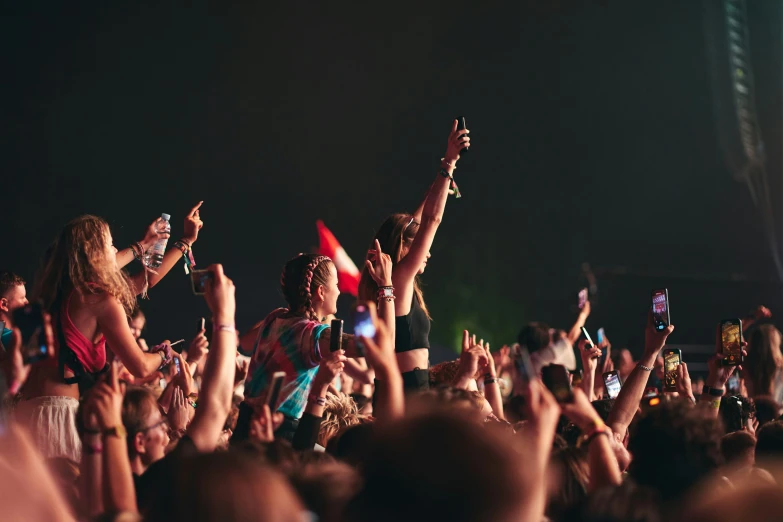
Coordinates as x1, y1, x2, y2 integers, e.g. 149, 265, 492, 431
377, 285, 395, 303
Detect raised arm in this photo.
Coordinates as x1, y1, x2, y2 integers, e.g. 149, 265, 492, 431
393, 121, 469, 299
579, 339, 602, 401
360, 302, 404, 422
115, 217, 171, 269
97, 297, 163, 378
741, 305, 771, 332
698, 328, 747, 417
607, 311, 673, 440
127, 201, 204, 295
566, 301, 591, 345
186, 264, 237, 452
292, 351, 346, 450
365, 239, 395, 341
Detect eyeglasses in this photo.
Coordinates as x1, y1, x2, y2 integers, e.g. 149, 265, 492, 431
139, 418, 169, 433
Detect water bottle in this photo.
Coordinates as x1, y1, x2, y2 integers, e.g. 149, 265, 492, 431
145, 213, 171, 268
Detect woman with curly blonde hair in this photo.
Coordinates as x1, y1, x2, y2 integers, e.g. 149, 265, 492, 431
16, 204, 203, 461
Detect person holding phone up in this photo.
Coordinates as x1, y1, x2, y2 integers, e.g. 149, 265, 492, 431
358, 119, 470, 393
15, 203, 204, 463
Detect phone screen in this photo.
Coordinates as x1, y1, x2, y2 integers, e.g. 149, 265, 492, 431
652, 289, 669, 331
13, 303, 49, 364
721, 320, 742, 365
603, 372, 622, 399
663, 350, 681, 389
597, 328, 605, 345
542, 364, 573, 402
578, 288, 588, 309
190, 270, 212, 295
330, 319, 344, 352
581, 326, 595, 348
727, 374, 740, 395
514, 346, 536, 386
174, 357, 181, 374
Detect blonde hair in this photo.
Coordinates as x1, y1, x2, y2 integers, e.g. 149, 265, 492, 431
318, 392, 371, 447
35, 215, 136, 315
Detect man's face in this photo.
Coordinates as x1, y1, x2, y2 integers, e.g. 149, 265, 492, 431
0, 284, 28, 319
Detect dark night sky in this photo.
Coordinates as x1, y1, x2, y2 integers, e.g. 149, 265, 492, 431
3, 1, 783, 361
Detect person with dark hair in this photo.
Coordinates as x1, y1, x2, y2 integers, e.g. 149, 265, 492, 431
719, 395, 755, 434
291, 460, 361, 522
752, 395, 781, 428
744, 324, 783, 402
628, 399, 722, 504
754, 420, 783, 462
0, 270, 28, 348
358, 120, 470, 393
720, 430, 756, 469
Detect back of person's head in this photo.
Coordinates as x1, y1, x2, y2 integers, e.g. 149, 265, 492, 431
35, 215, 135, 314
746, 325, 783, 397
280, 253, 334, 321
720, 431, 756, 468
719, 395, 755, 434
319, 392, 368, 448
291, 461, 361, 522
517, 322, 551, 353
328, 422, 375, 467
752, 395, 780, 428
547, 447, 589, 521
564, 480, 661, 522
0, 271, 26, 317
357, 213, 429, 318
591, 399, 615, 423
628, 399, 722, 502
347, 412, 527, 522
754, 420, 783, 463
144, 451, 304, 522
683, 483, 783, 522
408, 386, 486, 421
231, 439, 300, 477
122, 386, 166, 461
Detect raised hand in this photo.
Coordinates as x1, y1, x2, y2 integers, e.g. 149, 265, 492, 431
203, 264, 236, 326
168, 386, 190, 431
444, 119, 470, 164
234, 358, 250, 387
560, 388, 604, 433
754, 305, 772, 320
249, 404, 284, 444
140, 217, 171, 251
643, 310, 674, 358
356, 301, 397, 377
455, 330, 488, 389
675, 362, 695, 402
365, 239, 393, 287
579, 338, 602, 374
312, 349, 347, 389
182, 201, 204, 245
90, 361, 124, 430
172, 353, 195, 397
187, 329, 209, 365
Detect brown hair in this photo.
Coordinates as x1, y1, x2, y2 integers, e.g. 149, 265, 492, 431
122, 386, 160, 457
0, 271, 25, 299
358, 213, 430, 319
35, 215, 136, 315
746, 325, 783, 398
280, 254, 334, 321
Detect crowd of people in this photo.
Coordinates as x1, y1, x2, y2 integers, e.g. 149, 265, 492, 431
3, 120, 783, 521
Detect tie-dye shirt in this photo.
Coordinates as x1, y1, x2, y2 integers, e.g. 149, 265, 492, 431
241, 309, 328, 419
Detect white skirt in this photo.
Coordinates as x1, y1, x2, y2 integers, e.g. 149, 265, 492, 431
14, 396, 81, 463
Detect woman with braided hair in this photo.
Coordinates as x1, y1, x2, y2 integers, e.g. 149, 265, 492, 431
238, 253, 359, 441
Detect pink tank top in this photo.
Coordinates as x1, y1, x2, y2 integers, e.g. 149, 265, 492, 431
58, 290, 107, 373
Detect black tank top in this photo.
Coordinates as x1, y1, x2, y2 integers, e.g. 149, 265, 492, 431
395, 295, 431, 353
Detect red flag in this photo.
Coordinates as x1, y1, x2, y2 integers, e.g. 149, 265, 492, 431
316, 220, 360, 296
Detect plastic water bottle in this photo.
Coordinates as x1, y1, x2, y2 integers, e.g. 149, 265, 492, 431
145, 213, 171, 268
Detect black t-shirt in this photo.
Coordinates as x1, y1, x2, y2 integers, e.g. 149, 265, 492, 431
135, 435, 199, 514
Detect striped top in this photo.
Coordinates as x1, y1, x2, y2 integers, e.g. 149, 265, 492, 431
241, 308, 328, 419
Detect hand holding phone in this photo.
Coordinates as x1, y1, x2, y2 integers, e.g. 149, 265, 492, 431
456, 116, 469, 154
266, 371, 286, 410
602, 370, 622, 399
719, 319, 743, 366
190, 269, 213, 296
578, 288, 588, 310
662, 348, 682, 391
651, 289, 670, 331
541, 364, 573, 403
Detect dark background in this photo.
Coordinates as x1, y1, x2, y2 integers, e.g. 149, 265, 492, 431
3, 1, 783, 361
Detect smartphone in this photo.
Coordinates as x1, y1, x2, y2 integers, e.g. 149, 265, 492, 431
197, 317, 205, 334
266, 371, 286, 410
662, 348, 682, 391
727, 373, 741, 395
353, 303, 374, 357
580, 326, 595, 348
12, 303, 49, 364
603, 370, 623, 399
173, 357, 181, 374
651, 288, 670, 331
330, 319, 344, 352
541, 364, 573, 402
578, 288, 588, 310
514, 345, 537, 386
159, 377, 167, 389
597, 328, 605, 345
190, 269, 212, 295
720, 318, 743, 366
456, 116, 469, 154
